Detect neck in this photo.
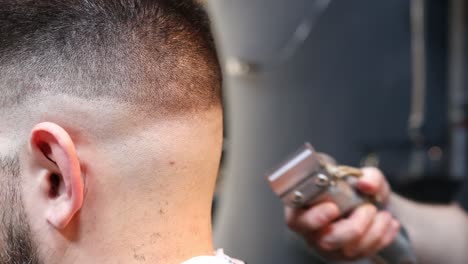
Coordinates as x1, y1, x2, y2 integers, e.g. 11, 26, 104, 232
57, 191, 215, 264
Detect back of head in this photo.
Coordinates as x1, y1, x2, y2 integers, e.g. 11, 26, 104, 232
0, 0, 221, 112
0, 1, 223, 263
0, 0, 223, 181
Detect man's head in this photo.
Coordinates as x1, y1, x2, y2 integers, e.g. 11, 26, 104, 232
0, 1, 222, 263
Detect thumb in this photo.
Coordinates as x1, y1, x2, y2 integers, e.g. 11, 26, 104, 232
357, 167, 391, 205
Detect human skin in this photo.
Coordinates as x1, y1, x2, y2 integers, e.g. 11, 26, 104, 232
1, 95, 224, 264
285, 167, 468, 263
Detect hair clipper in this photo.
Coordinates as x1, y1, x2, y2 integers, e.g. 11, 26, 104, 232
266, 143, 418, 264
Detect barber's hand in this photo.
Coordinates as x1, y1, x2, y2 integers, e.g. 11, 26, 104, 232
285, 167, 400, 261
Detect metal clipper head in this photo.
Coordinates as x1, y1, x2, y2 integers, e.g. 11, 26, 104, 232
266, 143, 332, 208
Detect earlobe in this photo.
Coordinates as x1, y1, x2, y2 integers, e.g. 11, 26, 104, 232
30, 122, 84, 230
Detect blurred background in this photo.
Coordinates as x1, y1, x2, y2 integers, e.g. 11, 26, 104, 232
205, 0, 467, 263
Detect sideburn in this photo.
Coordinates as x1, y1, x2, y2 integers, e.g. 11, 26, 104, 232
0, 155, 41, 264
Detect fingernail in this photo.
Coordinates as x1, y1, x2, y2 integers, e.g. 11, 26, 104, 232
364, 204, 377, 216
319, 240, 334, 250
323, 204, 339, 217
357, 181, 374, 192
314, 204, 338, 225
321, 234, 337, 246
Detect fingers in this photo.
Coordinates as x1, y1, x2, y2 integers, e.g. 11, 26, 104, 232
378, 219, 400, 251
284, 166, 397, 262
342, 212, 399, 258
357, 167, 391, 204
286, 202, 400, 261
285, 202, 340, 234
317, 204, 377, 250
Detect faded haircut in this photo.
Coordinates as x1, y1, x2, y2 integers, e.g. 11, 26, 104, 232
0, 0, 222, 113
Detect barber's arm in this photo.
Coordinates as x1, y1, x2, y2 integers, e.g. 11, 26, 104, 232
390, 194, 468, 264
285, 168, 468, 263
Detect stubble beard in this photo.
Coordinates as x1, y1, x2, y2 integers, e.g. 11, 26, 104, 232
0, 169, 41, 264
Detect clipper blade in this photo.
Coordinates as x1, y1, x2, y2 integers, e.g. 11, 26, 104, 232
266, 143, 329, 207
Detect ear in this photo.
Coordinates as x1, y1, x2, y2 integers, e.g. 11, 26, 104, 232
29, 122, 84, 230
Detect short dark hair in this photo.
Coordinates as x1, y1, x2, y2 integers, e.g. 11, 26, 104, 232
0, 0, 221, 114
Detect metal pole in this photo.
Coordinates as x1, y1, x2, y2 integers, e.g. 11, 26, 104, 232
408, 0, 426, 180
448, 0, 466, 180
